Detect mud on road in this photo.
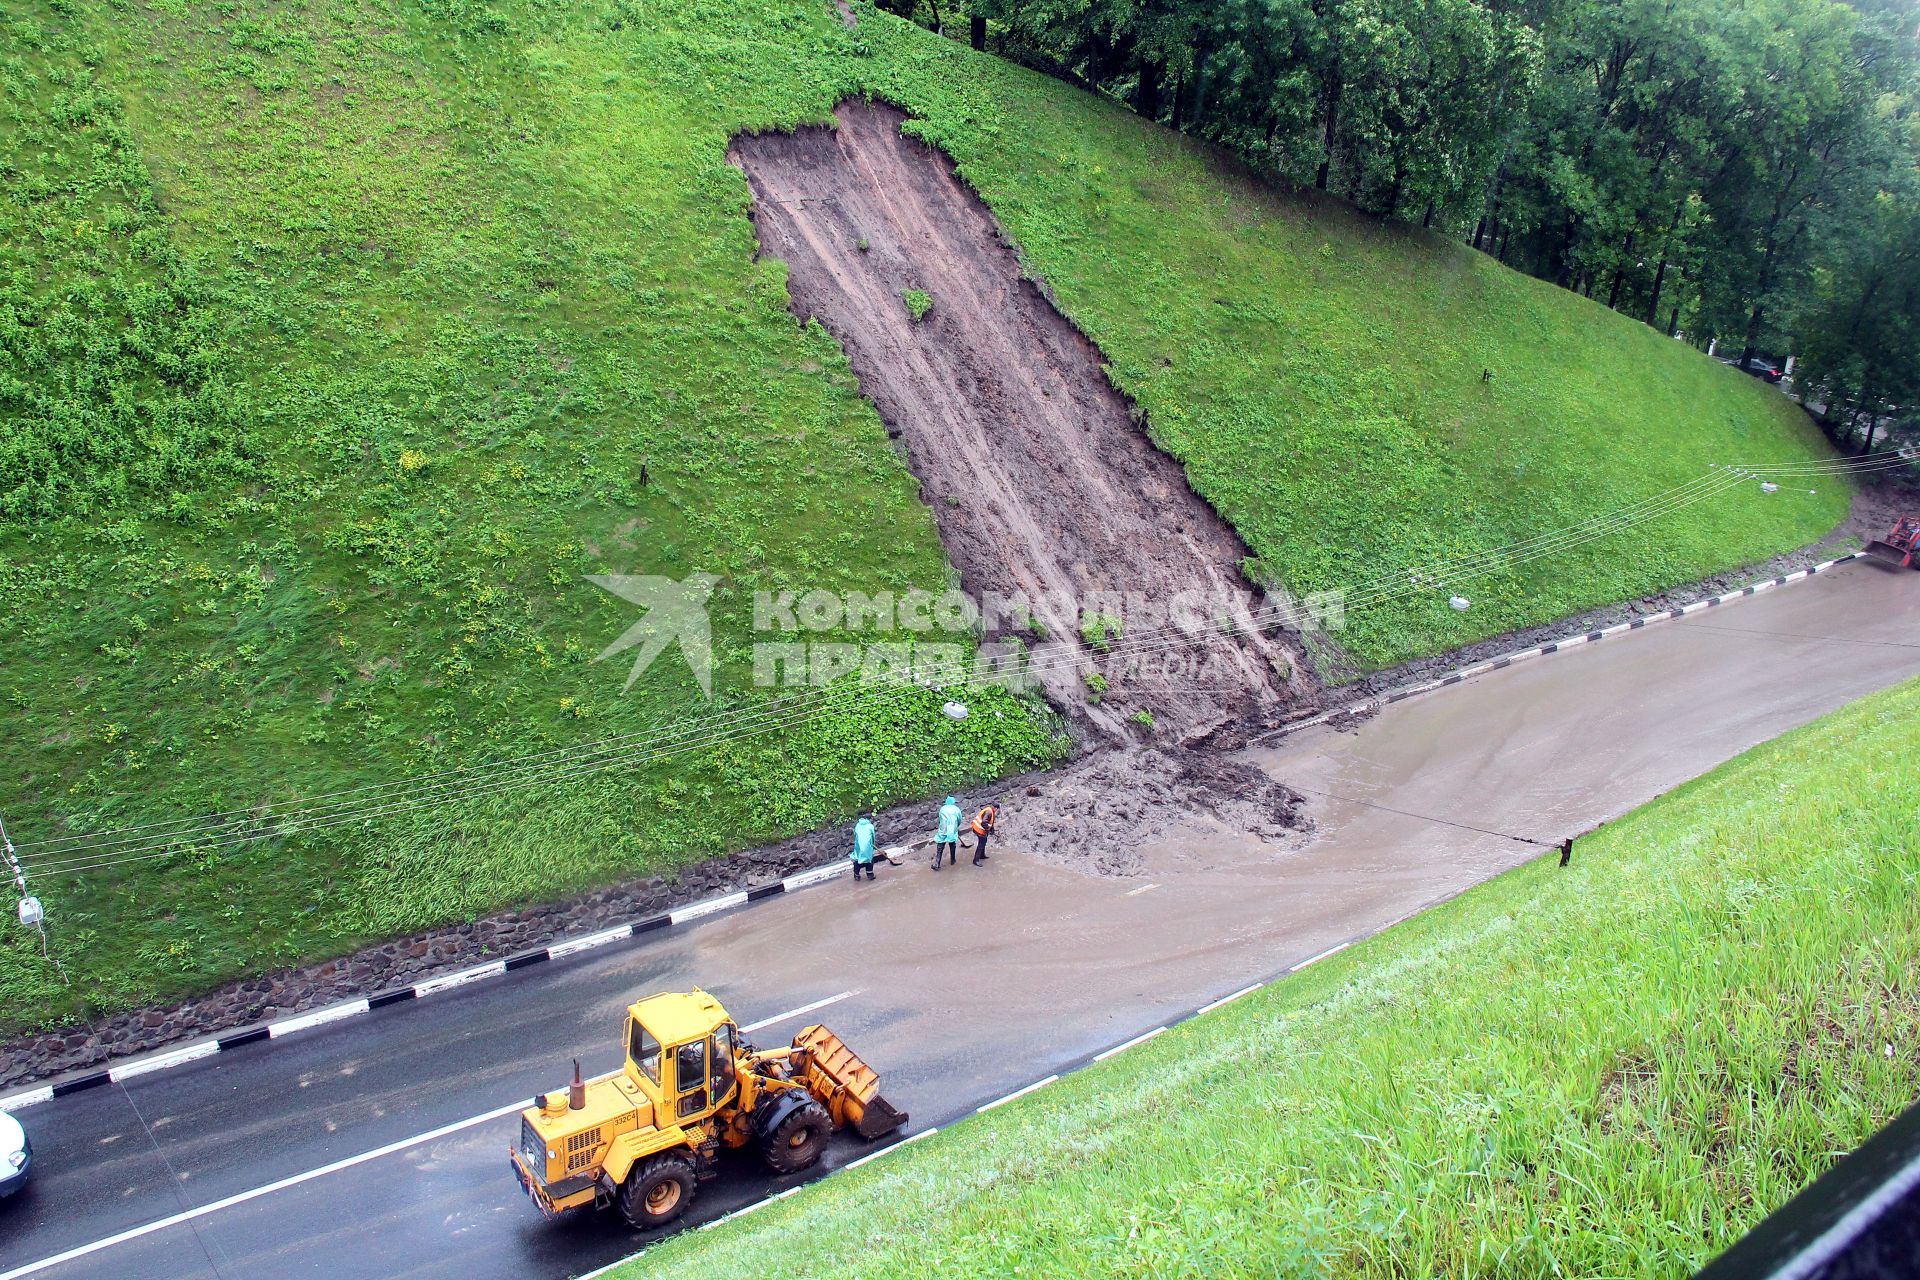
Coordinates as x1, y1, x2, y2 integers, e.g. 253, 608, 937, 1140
731, 102, 1309, 746
11, 101, 1895, 1092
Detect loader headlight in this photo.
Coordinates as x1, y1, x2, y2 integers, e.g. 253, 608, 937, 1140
520, 1117, 546, 1175
6, 1149, 24, 1170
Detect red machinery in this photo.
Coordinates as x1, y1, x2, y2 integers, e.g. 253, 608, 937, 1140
1863, 515, 1920, 569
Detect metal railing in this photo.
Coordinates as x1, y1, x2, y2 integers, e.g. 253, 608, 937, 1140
1696, 1100, 1920, 1280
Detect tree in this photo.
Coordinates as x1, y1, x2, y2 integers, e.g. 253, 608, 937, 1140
930, 0, 1920, 375
1793, 156, 1920, 450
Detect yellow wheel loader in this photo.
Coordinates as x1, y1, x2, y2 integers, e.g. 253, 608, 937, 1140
509, 989, 907, 1230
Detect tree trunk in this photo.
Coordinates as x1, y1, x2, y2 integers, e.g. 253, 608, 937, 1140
1645, 255, 1668, 326
1666, 302, 1680, 337
1135, 60, 1161, 120
1553, 214, 1579, 288
970, 12, 984, 49
1422, 202, 1435, 229
1472, 163, 1505, 252
1606, 229, 1635, 310
1316, 81, 1341, 191
1739, 301, 1765, 369
1740, 223, 1785, 368
1170, 70, 1185, 132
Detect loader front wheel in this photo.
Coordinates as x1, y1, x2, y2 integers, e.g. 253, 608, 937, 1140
617, 1153, 696, 1230
761, 1100, 831, 1174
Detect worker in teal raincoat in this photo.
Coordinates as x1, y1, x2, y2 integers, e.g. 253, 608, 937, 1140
849, 815, 878, 883
932, 796, 962, 870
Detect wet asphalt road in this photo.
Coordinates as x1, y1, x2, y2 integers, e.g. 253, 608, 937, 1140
2, 561, 1918, 1280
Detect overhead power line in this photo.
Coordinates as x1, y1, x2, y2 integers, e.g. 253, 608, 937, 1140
15, 453, 1904, 878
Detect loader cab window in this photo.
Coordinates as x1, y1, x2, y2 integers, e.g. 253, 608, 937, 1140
628, 1019, 661, 1087
676, 1040, 708, 1119
710, 1025, 737, 1103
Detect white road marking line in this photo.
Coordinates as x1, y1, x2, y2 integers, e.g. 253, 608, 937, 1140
1290, 940, 1352, 971
0, 994, 855, 1280
841, 1124, 939, 1172
1093, 1026, 1166, 1061
0, 1086, 53, 1113
739, 991, 855, 1034
1125, 883, 1160, 897
976, 1075, 1057, 1113
413, 961, 507, 997
545, 924, 634, 959
0, 1090, 539, 1280
1197, 983, 1262, 1014
268, 999, 371, 1038
696, 1194, 775, 1233
670, 891, 749, 925
108, 1042, 220, 1083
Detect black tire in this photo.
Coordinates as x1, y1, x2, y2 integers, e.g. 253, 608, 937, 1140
616, 1152, 697, 1230
760, 1100, 832, 1174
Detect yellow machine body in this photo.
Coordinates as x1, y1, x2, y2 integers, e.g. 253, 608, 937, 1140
509, 989, 906, 1226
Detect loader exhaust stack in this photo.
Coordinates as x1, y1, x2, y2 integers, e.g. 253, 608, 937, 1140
511, 989, 907, 1231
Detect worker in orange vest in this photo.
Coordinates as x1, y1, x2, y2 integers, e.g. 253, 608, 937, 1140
970, 801, 999, 866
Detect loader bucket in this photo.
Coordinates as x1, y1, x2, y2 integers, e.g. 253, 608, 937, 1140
791, 1023, 910, 1139
1864, 540, 1918, 569
849, 1089, 909, 1140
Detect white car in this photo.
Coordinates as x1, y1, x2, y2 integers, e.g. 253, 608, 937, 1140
0, 1111, 29, 1197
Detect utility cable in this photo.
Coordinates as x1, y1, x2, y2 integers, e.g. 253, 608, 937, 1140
1286, 784, 1552, 847
14, 458, 1839, 862
17, 454, 1901, 876
7, 463, 1838, 872
1675, 621, 1920, 650
3, 811, 231, 1277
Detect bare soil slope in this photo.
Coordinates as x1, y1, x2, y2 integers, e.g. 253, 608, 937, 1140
731, 102, 1305, 744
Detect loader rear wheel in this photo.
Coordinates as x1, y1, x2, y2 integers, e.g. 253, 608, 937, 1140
617, 1153, 696, 1230
761, 1100, 831, 1174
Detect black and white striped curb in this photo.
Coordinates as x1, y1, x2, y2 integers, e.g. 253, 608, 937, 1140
576, 892, 1456, 1271
0, 850, 909, 1114
1264, 553, 1865, 742
2, 554, 1859, 1115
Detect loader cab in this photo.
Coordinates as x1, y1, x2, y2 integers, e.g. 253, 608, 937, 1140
624, 990, 741, 1124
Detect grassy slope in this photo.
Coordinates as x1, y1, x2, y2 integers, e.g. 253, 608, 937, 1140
0, 0, 1061, 1031
0, 0, 1840, 1032
853, 24, 1848, 668
635, 678, 1920, 1279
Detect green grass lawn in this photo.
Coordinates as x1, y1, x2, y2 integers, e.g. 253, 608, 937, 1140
0, 0, 1843, 1034
633, 677, 1920, 1279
